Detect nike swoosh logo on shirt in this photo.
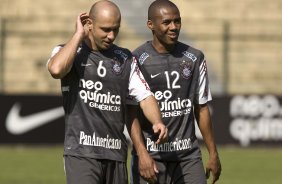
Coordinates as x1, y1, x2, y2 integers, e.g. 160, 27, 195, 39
6, 103, 64, 135
150, 73, 161, 78
81, 63, 92, 66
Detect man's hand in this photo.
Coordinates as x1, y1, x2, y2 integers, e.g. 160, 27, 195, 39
138, 150, 158, 184
152, 122, 168, 144
76, 12, 90, 39
205, 154, 221, 184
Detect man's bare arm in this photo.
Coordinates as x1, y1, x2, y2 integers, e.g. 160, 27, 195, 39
139, 95, 168, 143
126, 105, 158, 183
194, 103, 222, 184
48, 13, 88, 79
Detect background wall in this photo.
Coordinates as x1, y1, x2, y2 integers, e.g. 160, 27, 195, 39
0, 0, 281, 95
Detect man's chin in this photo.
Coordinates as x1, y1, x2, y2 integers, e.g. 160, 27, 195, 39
103, 43, 112, 50
166, 40, 178, 46
170, 37, 178, 43
98, 44, 112, 50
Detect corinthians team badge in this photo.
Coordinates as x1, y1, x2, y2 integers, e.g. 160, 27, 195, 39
111, 57, 123, 75
179, 60, 193, 79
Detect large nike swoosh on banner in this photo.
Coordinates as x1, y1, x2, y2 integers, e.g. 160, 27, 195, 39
6, 103, 64, 135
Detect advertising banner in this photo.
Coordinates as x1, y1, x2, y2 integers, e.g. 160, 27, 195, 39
211, 95, 282, 146
1, 95, 282, 146
0, 95, 64, 143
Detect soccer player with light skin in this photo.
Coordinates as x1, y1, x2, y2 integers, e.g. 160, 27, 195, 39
129, 1, 222, 184
47, 1, 167, 184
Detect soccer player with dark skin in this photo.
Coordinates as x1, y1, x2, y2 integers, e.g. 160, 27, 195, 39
129, 1, 222, 184
47, 1, 167, 184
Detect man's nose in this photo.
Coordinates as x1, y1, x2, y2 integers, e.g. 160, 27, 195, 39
107, 31, 115, 40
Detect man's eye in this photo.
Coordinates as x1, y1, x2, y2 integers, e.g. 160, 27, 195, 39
102, 28, 111, 32
175, 19, 181, 24
163, 21, 171, 25
113, 28, 119, 32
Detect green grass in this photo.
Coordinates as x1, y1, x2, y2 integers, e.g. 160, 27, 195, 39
0, 145, 65, 184
0, 145, 282, 184
201, 146, 282, 184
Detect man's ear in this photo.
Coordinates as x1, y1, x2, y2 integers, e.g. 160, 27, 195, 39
147, 20, 154, 30
86, 19, 93, 31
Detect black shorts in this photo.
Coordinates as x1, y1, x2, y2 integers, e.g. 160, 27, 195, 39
64, 155, 128, 184
130, 155, 206, 184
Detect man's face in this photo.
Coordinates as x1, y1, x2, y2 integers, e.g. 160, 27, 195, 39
90, 15, 120, 50
149, 7, 181, 47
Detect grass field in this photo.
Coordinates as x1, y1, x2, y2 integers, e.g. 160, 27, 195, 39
0, 145, 282, 184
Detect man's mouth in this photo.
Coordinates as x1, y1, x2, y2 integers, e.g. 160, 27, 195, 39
168, 33, 178, 39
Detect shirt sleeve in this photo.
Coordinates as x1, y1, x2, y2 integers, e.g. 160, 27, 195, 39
46, 45, 63, 68
127, 57, 153, 104
195, 58, 212, 104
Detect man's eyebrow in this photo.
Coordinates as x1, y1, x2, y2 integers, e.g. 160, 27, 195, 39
161, 17, 181, 22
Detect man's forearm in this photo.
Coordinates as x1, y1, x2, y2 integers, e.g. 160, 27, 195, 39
48, 33, 83, 79
139, 95, 163, 125
195, 103, 222, 183
126, 105, 147, 155
139, 95, 168, 144
195, 104, 218, 155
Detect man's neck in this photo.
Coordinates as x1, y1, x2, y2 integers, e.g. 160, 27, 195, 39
152, 40, 175, 54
